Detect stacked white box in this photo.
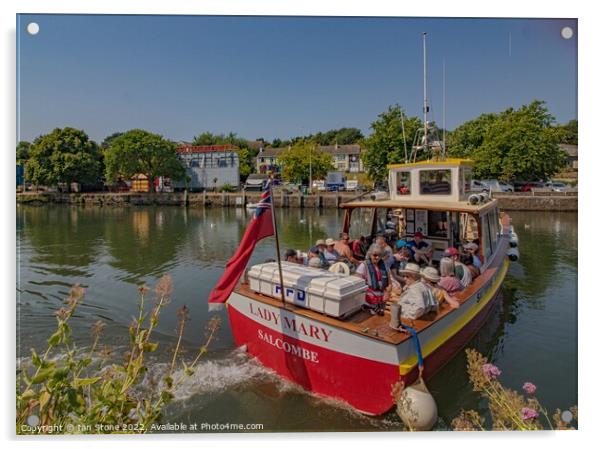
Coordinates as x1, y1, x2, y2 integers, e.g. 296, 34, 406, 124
247, 262, 367, 317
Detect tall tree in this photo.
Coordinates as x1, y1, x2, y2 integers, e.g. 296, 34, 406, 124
473, 101, 564, 181
104, 129, 185, 188
277, 140, 334, 184
16, 141, 31, 164
25, 128, 102, 187
361, 105, 422, 182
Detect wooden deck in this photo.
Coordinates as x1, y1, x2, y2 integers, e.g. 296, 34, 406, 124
235, 235, 507, 346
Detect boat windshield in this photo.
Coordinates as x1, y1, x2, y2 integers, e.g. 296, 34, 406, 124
348, 208, 374, 240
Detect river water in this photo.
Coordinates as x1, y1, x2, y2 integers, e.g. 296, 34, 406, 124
16, 205, 577, 432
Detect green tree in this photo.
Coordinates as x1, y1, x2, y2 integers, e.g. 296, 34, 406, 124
100, 132, 124, 149
25, 128, 102, 188
447, 113, 499, 158
104, 129, 185, 188
361, 105, 422, 182
472, 101, 565, 181
16, 141, 31, 164
277, 140, 334, 184
553, 119, 578, 145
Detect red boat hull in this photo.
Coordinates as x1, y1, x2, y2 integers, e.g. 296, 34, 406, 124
227, 268, 504, 415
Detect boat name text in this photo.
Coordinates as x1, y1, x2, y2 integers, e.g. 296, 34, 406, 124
258, 329, 319, 363
249, 303, 333, 343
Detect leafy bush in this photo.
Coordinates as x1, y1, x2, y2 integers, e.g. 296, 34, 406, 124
16, 277, 220, 434
451, 349, 577, 431
219, 184, 236, 193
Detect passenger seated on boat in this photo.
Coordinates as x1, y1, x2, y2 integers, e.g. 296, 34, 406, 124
438, 257, 463, 294
334, 232, 361, 266
420, 267, 460, 309
396, 263, 438, 320
406, 232, 433, 266
308, 257, 324, 269
374, 235, 394, 269
303, 246, 329, 269
463, 242, 482, 270
460, 253, 480, 280
350, 235, 367, 261
324, 238, 341, 264
443, 247, 472, 288
284, 248, 302, 264
355, 245, 391, 316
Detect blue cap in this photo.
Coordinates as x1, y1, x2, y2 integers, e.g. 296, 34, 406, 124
396, 239, 408, 249
309, 246, 320, 254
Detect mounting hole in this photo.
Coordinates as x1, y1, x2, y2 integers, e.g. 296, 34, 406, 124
561, 26, 573, 39
27, 22, 40, 35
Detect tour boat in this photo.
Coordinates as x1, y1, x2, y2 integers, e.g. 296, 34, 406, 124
225, 157, 517, 415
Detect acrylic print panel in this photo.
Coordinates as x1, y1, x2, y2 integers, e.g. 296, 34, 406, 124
16, 14, 578, 435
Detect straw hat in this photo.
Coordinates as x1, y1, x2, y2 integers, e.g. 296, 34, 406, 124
400, 263, 421, 276
463, 242, 478, 251
325, 238, 336, 246
315, 239, 326, 246
421, 266, 440, 283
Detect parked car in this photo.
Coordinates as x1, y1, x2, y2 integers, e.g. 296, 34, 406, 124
312, 180, 326, 191
545, 182, 568, 192
345, 179, 359, 191
471, 179, 492, 192
498, 181, 514, 192
519, 182, 546, 192
244, 174, 269, 191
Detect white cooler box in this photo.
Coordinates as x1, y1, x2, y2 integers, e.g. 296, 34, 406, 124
247, 262, 368, 318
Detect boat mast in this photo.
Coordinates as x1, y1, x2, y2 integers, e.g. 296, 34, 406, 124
422, 32, 429, 160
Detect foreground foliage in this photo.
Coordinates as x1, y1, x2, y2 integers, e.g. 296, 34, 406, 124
451, 349, 577, 431
16, 277, 220, 434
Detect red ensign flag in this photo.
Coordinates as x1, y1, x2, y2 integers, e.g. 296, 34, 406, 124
207, 182, 274, 307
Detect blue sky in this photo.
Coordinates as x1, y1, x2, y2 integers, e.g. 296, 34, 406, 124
16, 15, 577, 143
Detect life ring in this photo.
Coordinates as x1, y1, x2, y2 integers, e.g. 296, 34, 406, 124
329, 262, 350, 275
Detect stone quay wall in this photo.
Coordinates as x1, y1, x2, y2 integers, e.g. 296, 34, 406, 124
17, 191, 577, 212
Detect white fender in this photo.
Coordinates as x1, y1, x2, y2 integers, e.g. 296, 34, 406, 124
396, 378, 438, 431
507, 247, 519, 261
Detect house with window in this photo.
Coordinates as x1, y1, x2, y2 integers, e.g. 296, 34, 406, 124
255, 143, 364, 174
174, 144, 240, 191
559, 144, 578, 169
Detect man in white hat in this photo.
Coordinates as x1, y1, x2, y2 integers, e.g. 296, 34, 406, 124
323, 238, 340, 265
395, 263, 438, 321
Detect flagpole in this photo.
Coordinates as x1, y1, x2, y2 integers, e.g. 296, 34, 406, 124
269, 180, 287, 307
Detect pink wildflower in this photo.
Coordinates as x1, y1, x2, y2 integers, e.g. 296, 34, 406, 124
482, 363, 502, 379
521, 407, 539, 420
522, 382, 537, 395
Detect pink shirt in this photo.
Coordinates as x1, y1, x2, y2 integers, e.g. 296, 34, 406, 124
438, 276, 463, 294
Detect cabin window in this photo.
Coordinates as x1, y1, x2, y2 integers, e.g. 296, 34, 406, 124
348, 208, 374, 240
419, 169, 452, 195
396, 171, 411, 195
428, 211, 449, 238
374, 208, 390, 236
462, 168, 472, 196
488, 211, 499, 248
460, 213, 479, 242
482, 214, 493, 260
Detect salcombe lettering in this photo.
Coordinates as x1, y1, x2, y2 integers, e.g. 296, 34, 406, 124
258, 329, 319, 363
249, 303, 333, 343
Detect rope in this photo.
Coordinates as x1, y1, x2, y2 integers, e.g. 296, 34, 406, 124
399, 323, 425, 374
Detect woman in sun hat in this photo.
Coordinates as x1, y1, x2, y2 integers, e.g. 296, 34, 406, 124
394, 263, 438, 321
421, 266, 460, 309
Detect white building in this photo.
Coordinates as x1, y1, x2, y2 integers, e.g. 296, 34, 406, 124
175, 145, 240, 191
